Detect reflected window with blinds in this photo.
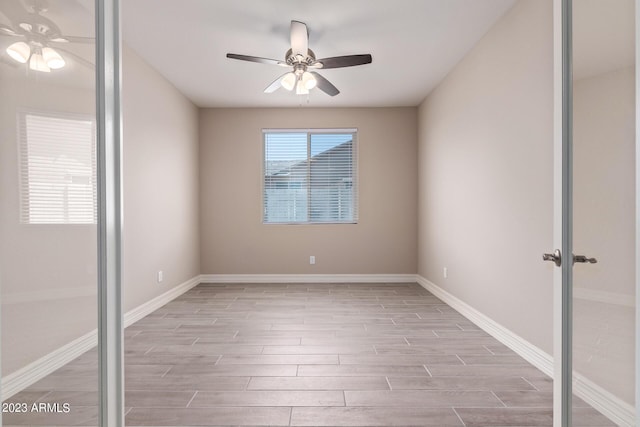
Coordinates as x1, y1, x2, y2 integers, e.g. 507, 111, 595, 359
263, 129, 357, 224
19, 111, 97, 224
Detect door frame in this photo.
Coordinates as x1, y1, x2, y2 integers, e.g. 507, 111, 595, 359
552, 0, 572, 425
95, 0, 124, 426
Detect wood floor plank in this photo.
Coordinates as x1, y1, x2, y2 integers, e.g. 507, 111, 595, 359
165, 364, 298, 377
290, 407, 463, 426
124, 375, 250, 391
261, 345, 376, 355
297, 364, 429, 377
190, 390, 345, 407
339, 354, 462, 365
454, 407, 554, 426
388, 376, 537, 391
345, 390, 503, 407
217, 354, 339, 365
247, 376, 391, 391
126, 406, 291, 426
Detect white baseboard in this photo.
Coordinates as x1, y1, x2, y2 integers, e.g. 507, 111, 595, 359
415, 275, 635, 427
574, 372, 635, 427
200, 273, 416, 284
1, 274, 201, 400
1, 329, 97, 400
414, 275, 554, 376
123, 275, 201, 327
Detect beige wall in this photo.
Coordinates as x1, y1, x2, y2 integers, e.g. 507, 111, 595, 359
122, 46, 200, 311
0, 46, 200, 376
417, 0, 554, 353
199, 108, 418, 275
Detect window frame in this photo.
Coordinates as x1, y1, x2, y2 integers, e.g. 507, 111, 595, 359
17, 108, 97, 225
262, 128, 358, 225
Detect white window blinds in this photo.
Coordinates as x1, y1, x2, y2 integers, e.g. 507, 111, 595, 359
19, 111, 97, 224
263, 129, 357, 224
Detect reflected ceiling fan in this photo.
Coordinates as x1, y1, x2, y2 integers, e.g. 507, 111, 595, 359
0, 0, 93, 72
227, 20, 372, 97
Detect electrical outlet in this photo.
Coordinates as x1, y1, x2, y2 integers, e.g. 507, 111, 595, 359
309, 256, 316, 265
443, 267, 448, 279
157, 270, 164, 283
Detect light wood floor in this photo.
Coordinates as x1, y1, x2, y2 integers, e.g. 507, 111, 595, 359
4, 283, 614, 426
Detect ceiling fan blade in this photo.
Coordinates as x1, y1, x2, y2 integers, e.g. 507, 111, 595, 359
52, 35, 94, 44
310, 72, 339, 97
0, 24, 18, 36
55, 47, 94, 69
315, 54, 372, 69
290, 20, 308, 57
264, 73, 289, 93
226, 53, 287, 66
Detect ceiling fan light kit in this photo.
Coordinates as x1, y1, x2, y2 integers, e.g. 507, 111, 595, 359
6, 42, 65, 72
281, 68, 317, 95
295, 78, 309, 95
1, 0, 93, 72
226, 20, 372, 98
281, 72, 297, 91
301, 71, 316, 90
42, 46, 65, 69
28, 46, 50, 72
6, 41, 30, 62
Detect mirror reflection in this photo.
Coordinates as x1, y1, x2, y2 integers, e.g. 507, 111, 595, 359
0, 0, 97, 425
572, 0, 635, 420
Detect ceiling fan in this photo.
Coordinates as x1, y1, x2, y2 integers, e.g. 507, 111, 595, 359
0, 0, 93, 72
227, 20, 372, 97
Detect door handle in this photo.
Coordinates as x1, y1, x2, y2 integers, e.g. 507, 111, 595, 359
542, 250, 597, 266
573, 254, 597, 264
542, 249, 562, 267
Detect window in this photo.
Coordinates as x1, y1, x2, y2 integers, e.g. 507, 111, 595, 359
19, 111, 97, 224
263, 129, 357, 224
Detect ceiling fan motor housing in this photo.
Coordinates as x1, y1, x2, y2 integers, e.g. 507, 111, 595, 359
285, 48, 316, 66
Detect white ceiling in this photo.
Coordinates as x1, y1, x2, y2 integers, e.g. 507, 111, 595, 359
1, 1, 634, 105
122, 0, 517, 108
